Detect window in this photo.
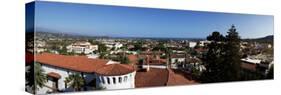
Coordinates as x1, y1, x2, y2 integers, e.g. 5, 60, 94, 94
124, 76, 128, 82
119, 77, 122, 83
101, 77, 105, 84
107, 77, 110, 84
113, 77, 116, 84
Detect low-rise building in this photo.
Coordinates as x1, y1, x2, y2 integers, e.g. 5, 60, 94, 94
188, 42, 197, 48
35, 53, 135, 94
66, 42, 98, 54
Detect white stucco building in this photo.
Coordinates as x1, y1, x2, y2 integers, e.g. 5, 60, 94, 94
66, 42, 98, 54
188, 42, 197, 48
35, 53, 135, 94
95, 61, 136, 89
170, 55, 186, 64
104, 42, 123, 50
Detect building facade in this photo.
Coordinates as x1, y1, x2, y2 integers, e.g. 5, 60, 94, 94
35, 53, 135, 94
66, 42, 98, 54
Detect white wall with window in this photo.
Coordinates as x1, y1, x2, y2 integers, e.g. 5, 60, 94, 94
37, 63, 96, 94
96, 71, 136, 90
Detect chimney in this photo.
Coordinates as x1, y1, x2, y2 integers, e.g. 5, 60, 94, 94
146, 63, 150, 72
146, 55, 150, 72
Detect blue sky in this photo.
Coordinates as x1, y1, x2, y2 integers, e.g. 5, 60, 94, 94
33, 1, 274, 39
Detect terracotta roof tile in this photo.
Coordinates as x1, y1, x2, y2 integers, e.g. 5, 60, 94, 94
241, 62, 257, 71
35, 53, 136, 76
35, 53, 108, 73
171, 54, 186, 58
128, 55, 138, 64
96, 64, 135, 76
47, 72, 61, 79
135, 68, 168, 87
166, 69, 197, 86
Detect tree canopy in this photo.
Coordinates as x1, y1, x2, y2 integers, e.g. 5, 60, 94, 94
201, 25, 242, 82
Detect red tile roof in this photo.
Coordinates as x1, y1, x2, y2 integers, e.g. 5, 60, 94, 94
96, 64, 135, 76
36, 53, 108, 73
35, 53, 135, 76
135, 68, 168, 87
137, 55, 167, 65
148, 59, 167, 65
171, 54, 186, 58
195, 48, 208, 52
241, 62, 257, 71
47, 72, 61, 79
135, 68, 197, 88
128, 54, 138, 64
166, 69, 197, 86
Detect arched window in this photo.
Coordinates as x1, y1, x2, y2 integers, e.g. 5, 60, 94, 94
107, 77, 110, 84
113, 77, 116, 84
119, 77, 122, 83
124, 76, 128, 82
101, 77, 105, 84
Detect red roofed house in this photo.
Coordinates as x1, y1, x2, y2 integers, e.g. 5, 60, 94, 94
35, 53, 136, 94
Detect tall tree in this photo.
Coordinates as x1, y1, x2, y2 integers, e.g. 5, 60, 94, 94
98, 43, 107, 53
201, 31, 226, 83
201, 25, 242, 82
65, 73, 85, 91
223, 25, 242, 81
120, 55, 130, 64
34, 63, 47, 93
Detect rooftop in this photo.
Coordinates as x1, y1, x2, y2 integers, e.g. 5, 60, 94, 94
166, 69, 197, 86
35, 53, 135, 76
241, 58, 261, 64
96, 64, 135, 76
135, 68, 168, 87
135, 68, 196, 88
47, 72, 61, 79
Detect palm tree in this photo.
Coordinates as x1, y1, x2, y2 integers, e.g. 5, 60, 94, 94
65, 73, 85, 91
34, 63, 47, 93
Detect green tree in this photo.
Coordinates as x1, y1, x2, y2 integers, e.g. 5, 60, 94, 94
201, 25, 242, 82
99, 52, 105, 59
223, 25, 242, 81
201, 31, 226, 83
65, 73, 85, 91
120, 55, 130, 64
98, 43, 107, 53
58, 46, 68, 55
98, 43, 108, 59
152, 42, 167, 52
34, 63, 47, 93
133, 41, 143, 51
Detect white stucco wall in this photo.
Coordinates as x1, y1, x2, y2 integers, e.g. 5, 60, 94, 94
36, 63, 136, 94
189, 42, 197, 48
171, 58, 185, 64
67, 44, 98, 54
96, 71, 136, 90
37, 63, 96, 94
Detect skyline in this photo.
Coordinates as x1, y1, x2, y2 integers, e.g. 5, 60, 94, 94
31, 1, 274, 39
